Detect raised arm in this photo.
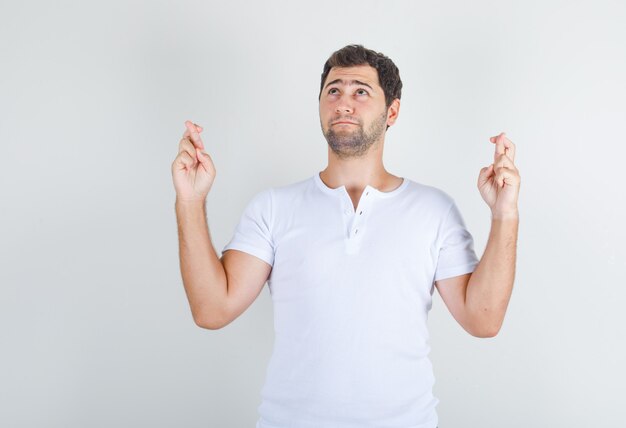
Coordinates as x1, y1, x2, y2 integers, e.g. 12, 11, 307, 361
172, 121, 271, 330
436, 132, 520, 338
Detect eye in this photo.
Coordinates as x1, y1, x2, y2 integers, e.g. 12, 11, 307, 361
356, 89, 369, 96
328, 88, 339, 95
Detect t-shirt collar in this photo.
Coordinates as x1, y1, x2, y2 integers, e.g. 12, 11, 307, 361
313, 172, 408, 199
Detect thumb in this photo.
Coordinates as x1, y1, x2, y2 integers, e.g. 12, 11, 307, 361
477, 164, 494, 187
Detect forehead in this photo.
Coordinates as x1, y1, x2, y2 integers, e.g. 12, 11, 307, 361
325, 65, 380, 88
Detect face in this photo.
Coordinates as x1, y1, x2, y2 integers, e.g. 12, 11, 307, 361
319, 65, 398, 159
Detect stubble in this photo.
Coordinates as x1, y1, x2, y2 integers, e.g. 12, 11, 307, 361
322, 110, 388, 160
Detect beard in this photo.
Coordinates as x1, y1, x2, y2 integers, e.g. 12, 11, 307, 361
322, 110, 388, 159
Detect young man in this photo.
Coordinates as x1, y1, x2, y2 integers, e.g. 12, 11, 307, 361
172, 45, 520, 428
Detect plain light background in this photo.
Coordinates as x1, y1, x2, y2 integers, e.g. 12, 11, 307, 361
1, 0, 625, 426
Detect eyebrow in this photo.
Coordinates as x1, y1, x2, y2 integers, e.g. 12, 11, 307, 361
324, 79, 374, 91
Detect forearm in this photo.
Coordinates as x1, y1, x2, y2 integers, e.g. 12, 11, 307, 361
175, 198, 227, 328
465, 213, 519, 336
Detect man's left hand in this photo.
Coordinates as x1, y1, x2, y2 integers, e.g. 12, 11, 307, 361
477, 132, 521, 219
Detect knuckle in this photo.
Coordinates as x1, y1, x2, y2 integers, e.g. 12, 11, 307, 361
179, 139, 194, 152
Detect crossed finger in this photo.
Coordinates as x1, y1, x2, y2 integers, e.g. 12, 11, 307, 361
494, 152, 517, 171
182, 120, 205, 151
490, 132, 516, 164
178, 137, 197, 158
182, 121, 203, 137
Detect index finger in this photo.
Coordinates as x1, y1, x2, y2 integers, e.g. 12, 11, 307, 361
184, 120, 205, 150
181, 128, 203, 145
490, 132, 515, 163
182, 121, 203, 137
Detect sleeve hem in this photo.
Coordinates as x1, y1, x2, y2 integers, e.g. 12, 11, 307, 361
222, 243, 274, 267
434, 262, 478, 282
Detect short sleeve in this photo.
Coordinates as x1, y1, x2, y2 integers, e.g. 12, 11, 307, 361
221, 188, 275, 267
433, 201, 479, 282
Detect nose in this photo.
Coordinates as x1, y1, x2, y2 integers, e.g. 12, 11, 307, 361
335, 106, 353, 114
335, 94, 354, 114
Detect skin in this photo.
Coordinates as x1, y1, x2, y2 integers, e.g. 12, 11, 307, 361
317, 65, 403, 209
173, 64, 520, 336
438, 132, 520, 337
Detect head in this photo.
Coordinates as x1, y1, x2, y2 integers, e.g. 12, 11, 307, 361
318, 45, 402, 159
319, 45, 403, 110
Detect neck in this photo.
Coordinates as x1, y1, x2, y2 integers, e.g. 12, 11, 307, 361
320, 139, 400, 194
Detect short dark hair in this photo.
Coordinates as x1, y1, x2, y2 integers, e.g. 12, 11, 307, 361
319, 44, 402, 108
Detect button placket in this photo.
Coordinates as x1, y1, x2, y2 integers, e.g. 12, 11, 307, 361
340, 193, 354, 239
348, 187, 373, 240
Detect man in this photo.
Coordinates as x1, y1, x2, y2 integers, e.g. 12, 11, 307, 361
172, 45, 520, 428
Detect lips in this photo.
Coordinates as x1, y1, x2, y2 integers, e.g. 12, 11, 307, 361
332, 121, 359, 125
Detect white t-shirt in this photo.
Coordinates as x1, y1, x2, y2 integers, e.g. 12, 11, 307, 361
222, 173, 479, 428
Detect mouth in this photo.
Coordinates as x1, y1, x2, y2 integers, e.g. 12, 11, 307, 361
332, 121, 359, 126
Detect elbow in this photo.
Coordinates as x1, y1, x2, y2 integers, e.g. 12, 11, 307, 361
462, 303, 506, 338
471, 325, 500, 338
465, 316, 502, 338
192, 310, 226, 330
194, 317, 223, 330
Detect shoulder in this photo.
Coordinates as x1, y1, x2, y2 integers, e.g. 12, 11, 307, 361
271, 176, 314, 197
268, 175, 318, 209
401, 178, 456, 210
245, 176, 314, 211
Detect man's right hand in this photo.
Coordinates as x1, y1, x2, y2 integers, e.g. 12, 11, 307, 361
171, 120, 216, 202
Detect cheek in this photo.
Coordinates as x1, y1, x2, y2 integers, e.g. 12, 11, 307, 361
319, 105, 332, 121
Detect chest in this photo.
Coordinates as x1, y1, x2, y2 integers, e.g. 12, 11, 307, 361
268, 195, 440, 294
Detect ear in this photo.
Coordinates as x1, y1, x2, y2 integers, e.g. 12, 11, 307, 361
386, 99, 400, 127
